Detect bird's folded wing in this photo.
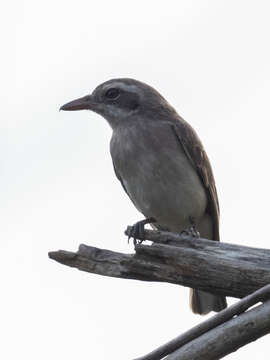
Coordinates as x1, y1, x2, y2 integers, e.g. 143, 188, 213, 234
170, 119, 220, 241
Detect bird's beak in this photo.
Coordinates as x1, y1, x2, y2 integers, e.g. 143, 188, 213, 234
60, 95, 95, 111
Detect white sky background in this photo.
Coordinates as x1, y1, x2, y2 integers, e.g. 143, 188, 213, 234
2, 0, 270, 359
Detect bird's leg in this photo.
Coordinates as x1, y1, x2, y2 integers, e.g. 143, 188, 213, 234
180, 217, 200, 238
127, 217, 156, 245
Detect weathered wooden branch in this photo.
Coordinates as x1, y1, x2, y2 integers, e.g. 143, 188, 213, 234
49, 229, 270, 360
166, 299, 270, 360
49, 229, 270, 298
134, 283, 270, 360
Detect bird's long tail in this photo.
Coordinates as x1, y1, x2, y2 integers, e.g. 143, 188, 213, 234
190, 288, 227, 315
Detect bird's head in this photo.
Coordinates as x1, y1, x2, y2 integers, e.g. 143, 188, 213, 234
60, 78, 176, 129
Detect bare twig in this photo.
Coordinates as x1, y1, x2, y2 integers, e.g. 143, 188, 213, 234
133, 283, 270, 360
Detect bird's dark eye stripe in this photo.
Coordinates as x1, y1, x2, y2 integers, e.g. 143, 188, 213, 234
105, 88, 120, 99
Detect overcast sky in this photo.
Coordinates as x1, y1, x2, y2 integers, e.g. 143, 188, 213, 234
3, 1, 270, 359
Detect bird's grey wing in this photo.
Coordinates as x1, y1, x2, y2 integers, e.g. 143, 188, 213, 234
170, 119, 220, 241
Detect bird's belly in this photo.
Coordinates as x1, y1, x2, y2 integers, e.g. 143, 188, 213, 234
120, 153, 208, 232
111, 122, 209, 232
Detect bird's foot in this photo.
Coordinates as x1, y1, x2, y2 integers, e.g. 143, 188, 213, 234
126, 217, 156, 245
180, 225, 200, 238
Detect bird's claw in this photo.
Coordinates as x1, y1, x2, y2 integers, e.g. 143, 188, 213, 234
126, 217, 156, 245
180, 225, 200, 238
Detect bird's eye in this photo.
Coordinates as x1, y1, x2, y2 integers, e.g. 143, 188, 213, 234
105, 88, 120, 100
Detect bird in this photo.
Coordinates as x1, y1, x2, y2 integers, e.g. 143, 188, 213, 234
60, 78, 227, 315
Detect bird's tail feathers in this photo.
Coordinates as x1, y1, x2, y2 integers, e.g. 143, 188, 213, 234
190, 288, 227, 315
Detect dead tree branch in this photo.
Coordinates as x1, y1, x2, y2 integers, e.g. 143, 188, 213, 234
165, 299, 270, 360
134, 283, 270, 360
49, 229, 270, 360
49, 229, 270, 298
